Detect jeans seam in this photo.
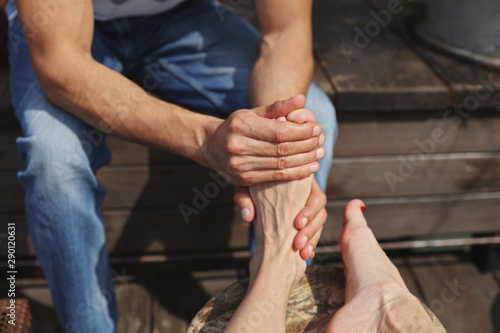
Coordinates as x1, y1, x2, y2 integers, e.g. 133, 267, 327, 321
157, 58, 224, 110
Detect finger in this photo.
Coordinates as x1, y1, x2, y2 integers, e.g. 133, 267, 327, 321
300, 227, 322, 260
237, 135, 323, 157
236, 162, 320, 186
254, 94, 306, 118
287, 108, 316, 124
233, 187, 255, 223
242, 115, 322, 142
230, 147, 325, 172
294, 207, 327, 250
294, 178, 327, 230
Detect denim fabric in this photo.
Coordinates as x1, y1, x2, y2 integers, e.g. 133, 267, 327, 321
8, 0, 337, 331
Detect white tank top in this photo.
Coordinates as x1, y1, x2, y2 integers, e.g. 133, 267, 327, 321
93, 0, 187, 21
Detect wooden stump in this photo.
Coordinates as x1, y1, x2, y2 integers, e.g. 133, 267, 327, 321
188, 265, 446, 333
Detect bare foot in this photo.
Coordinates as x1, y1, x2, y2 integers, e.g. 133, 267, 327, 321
327, 200, 441, 333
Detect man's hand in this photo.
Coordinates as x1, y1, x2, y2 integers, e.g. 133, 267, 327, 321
201, 95, 325, 186
233, 102, 328, 260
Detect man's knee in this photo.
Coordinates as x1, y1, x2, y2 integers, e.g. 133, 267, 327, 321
16, 111, 108, 197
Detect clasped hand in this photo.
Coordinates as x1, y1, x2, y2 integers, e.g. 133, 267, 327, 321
201, 95, 328, 260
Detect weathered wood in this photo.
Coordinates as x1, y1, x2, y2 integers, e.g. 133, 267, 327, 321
312, 0, 448, 111
116, 283, 152, 333
1, 151, 497, 213
335, 109, 500, 156
2, 191, 500, 257
407, 255, 500, 333
328, 152, 500, 198
4, 151, 499, 213
407, 37, 500, 108
368, 0, 500, 108
187, 264, 445, 333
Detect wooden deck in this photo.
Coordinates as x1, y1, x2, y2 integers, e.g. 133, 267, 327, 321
1, 0, 500, 331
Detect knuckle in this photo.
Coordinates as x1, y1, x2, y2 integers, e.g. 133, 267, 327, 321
237, 173, 252, 186
228, 116, 244, 133
228, 157, 240, 171
226, 138, 242, 155
277, 142, 291, 156
272, 169, 286, 181
272, 124, 288, 142
277, 156, 287, 169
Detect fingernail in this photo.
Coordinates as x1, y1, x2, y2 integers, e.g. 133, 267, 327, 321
307, 245, 313, 255
316, 148, 325, 159
300, 236, 308, 248
319, 134, 326, 146
309, 164, 319, 173
300, 217, 308, 228
312, 126, 321, 136
361, 205, 366, 213
241, 208, 250, 221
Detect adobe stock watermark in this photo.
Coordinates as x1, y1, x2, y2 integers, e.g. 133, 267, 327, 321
428, 277, 467, 315
178, 171, 231, 225
339, 0, 404, 64
385, 73, 498, 192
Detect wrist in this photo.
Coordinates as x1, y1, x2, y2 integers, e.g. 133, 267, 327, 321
193, 116, 223, 168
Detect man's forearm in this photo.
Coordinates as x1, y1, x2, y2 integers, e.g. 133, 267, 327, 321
42, 55, 220, 166
250, 29, 314, 107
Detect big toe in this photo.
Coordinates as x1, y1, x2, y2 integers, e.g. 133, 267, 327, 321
343, 199, 367, 228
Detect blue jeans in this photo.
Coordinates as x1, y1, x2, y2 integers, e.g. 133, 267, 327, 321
8, 0, 337, 331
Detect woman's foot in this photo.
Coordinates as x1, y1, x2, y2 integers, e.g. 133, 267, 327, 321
327, 200, 442, 333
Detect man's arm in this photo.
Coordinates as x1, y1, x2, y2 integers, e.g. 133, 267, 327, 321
251, 0, 314, 106
16, 0, 324, 186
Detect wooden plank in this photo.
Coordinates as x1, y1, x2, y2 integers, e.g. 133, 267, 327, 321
2, 150, 499, 213
335, 109, 500, 156
369, 0, 500, 108
407, 254, 500, 333
312, 0, 448, 111
328, 152, 500, 198
0, 148, 500, 213
116, 283, 152, 333
3, 191, 500, 257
